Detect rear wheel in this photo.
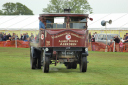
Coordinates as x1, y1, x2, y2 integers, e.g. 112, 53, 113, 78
36, 50, 41, 69
66, 63, 72, 69
30, 47, 36, 69
31, 58, 37, 69
80, 57, 87, 72
43, 56, 50, 73
72, 62, 77, 69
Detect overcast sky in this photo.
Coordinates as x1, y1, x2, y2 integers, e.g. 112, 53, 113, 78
0, 0, 128, 15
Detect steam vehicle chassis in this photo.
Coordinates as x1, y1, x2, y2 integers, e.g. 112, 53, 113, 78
30, 13, 89, 73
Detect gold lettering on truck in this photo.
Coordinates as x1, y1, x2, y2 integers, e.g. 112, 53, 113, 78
69, 40, 78, 42
60, 43, 77, 46
51, 33, 68, 39
51, 32, 84, 39
71, 33, 84, 39
59, 40, 68, 42
59, 39, 78, 46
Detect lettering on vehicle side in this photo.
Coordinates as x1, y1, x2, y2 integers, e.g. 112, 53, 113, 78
51, 32, 84, 39
59, 40, 78, 46
71, 33, 84, 39
51, 33, 68, 39
60, 43, 77, 46
59, 40, 78, 42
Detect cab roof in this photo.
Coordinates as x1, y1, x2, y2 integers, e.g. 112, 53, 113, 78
39, 13, 89, 18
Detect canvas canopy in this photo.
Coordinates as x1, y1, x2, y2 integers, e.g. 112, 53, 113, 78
88, 13, 128, 30
0, 13, 128, 31
0, 15, 39, 30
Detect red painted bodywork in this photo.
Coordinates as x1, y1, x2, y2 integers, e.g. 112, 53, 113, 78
39, 29, 88, 47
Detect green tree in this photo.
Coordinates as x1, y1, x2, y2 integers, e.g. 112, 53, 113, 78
43, 0, 93, 14
1, 2, 34, 15
0, 10, 3, 15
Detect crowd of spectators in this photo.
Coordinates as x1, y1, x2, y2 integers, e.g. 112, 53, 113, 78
89, 32, 128, 43
89, 32, 128, 52
0, 32, 35, 42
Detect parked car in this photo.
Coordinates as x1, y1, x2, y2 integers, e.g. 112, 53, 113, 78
95, 33, 122, 45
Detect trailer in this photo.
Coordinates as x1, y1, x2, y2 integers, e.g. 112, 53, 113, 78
30, 13, 89, 73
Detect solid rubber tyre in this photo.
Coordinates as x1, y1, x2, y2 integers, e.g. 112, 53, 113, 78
80, 57, 87, 72
72, 62, 77, 69
36, 50, 41, 69
66, 63, 72, 69
30, 47, 36, 69
43, 57, 50, 73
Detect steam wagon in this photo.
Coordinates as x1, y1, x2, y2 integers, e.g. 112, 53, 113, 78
30, 13, 89, 73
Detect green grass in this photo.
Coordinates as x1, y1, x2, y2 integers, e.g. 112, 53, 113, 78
0, 47, 128, 85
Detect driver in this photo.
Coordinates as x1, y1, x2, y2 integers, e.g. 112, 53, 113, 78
39, 17, 45, 30
39, 17, 52, 30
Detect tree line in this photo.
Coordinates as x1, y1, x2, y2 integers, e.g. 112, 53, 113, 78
0, 2, 34, 15
0, 0, 92, 15
43, 0, 93, 14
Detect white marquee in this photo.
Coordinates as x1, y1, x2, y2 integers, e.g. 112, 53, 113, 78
0, 13, 128, 31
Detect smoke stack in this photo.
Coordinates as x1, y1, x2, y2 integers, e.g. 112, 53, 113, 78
64, 8, 71, 13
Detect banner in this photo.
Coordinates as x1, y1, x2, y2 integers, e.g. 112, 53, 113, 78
0, 40, 29, 48
0, 40, 128, 52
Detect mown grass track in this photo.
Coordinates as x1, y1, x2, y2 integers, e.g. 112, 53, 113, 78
0, 47, 128, 85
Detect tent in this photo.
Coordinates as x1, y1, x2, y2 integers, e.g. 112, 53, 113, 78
0, 13, 128, 31
88, 13, 128, 30
0, 15, 39, 31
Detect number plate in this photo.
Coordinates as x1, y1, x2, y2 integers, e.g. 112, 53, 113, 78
61, 51, 74, 55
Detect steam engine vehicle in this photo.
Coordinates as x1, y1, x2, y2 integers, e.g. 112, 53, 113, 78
30, 12, 89, 73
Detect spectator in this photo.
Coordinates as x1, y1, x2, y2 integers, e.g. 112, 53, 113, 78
91, 35, 95, 42
114, 36, 120, 43
108, 39, 113, 52
30, 36, 35, 42
124, 33, 128, 42
26, 33, 29, 39
114, 36, 120, 52
20, 34, 23, 40
0, 32, 2, 37
0, 37, 2, 41
16, 34, 19, 40
109, 39, 113, 45
35, 34, 37, 40
22, 33, 26, 40
2, 33, 7, 41
6, 33, 11, 40
89, 32, 91, 44
123, 35, 126, 40
0, 32, 3, 41
30, 33, 34, 39
119, 40, 124, 52
9, 37, 12, 41
6, 34, 9, 40
91, 35, 95, 51
31, 33, 34, 37
30, 33, 34, 42
27, 37, 30, 41
11, 33, 15, 40
94, 32, 97, 38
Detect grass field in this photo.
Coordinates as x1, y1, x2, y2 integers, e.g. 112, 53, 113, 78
0, 47, 128, 85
